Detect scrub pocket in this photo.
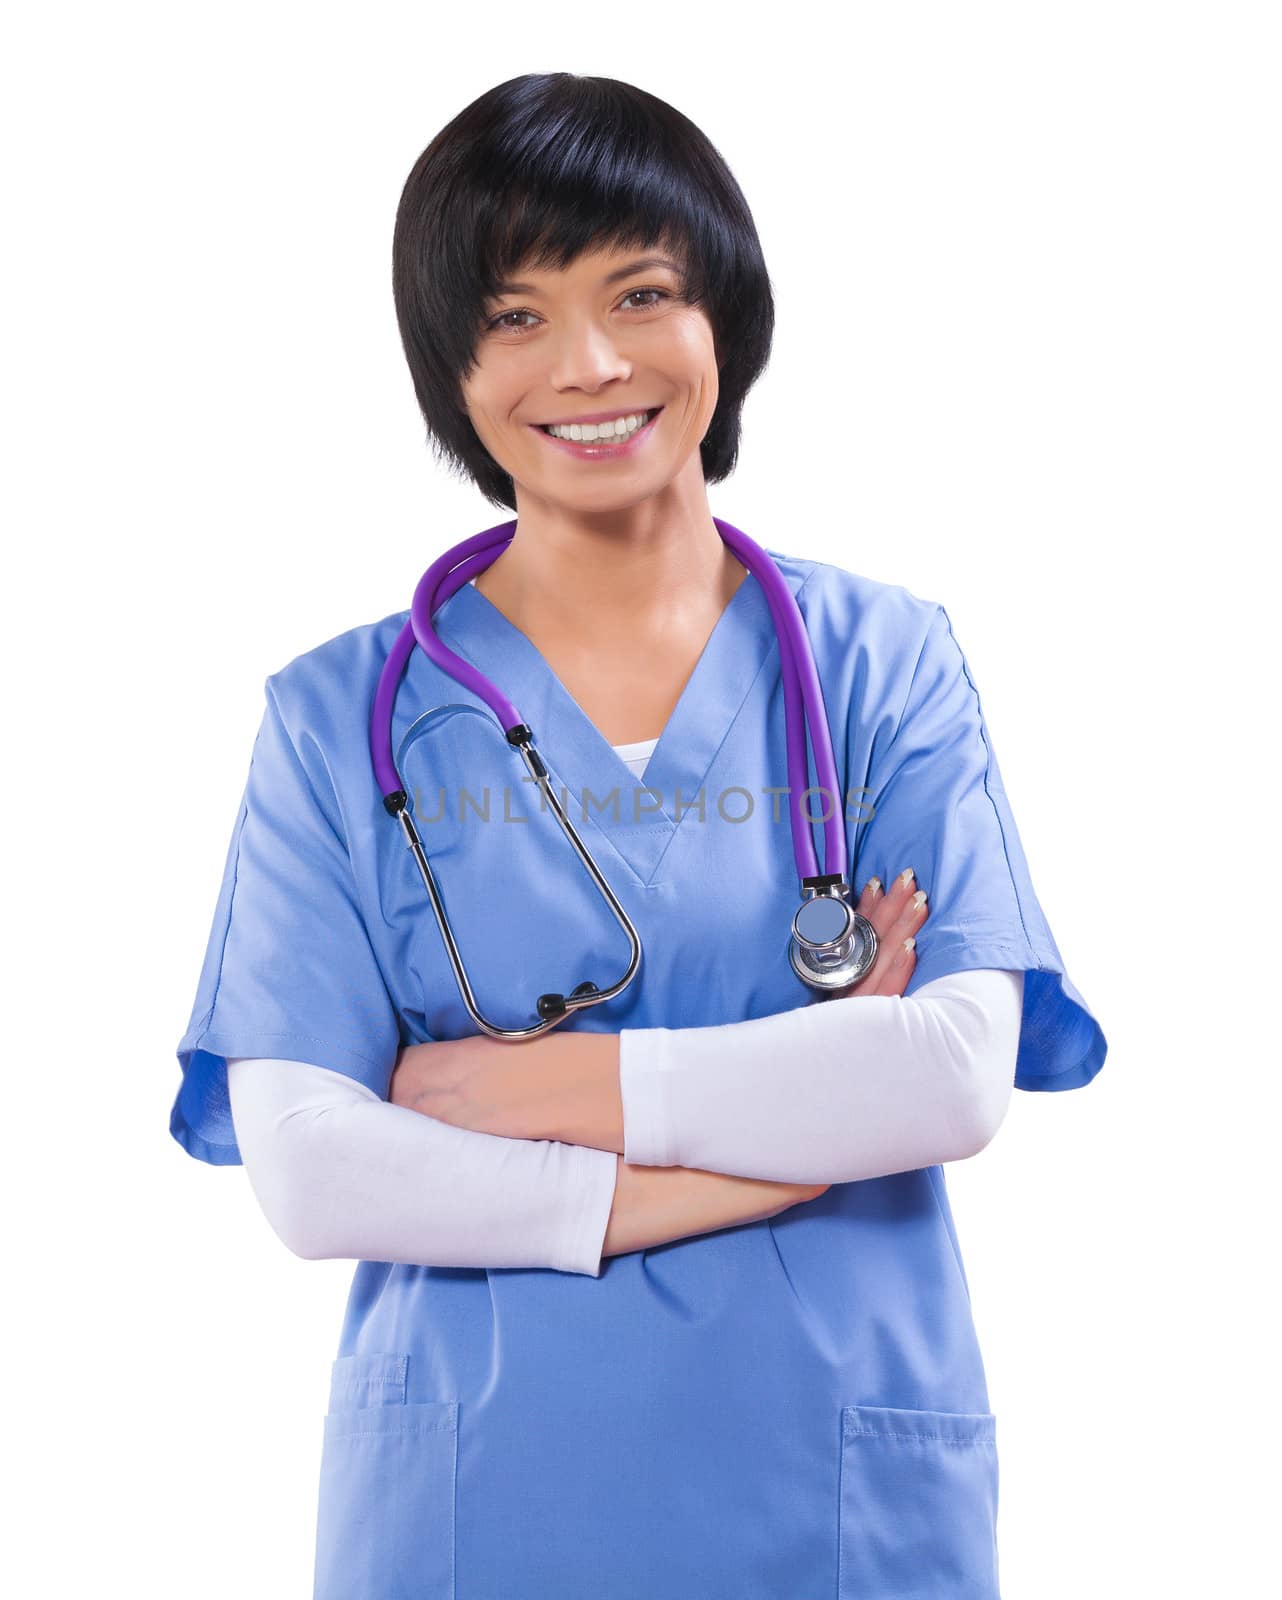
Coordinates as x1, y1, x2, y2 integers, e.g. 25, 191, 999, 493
838, 1403, 999, 1598
314, 1353, 458, 1600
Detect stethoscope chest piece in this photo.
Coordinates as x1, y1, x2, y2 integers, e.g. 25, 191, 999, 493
789, 885, 878, 991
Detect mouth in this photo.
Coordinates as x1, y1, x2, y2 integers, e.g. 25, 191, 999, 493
529, 407, 664, 460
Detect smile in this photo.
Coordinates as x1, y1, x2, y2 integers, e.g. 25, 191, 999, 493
530, 408, 663, 460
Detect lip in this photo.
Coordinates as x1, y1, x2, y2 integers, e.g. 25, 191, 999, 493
537, 406, 660, 426
530, 407, 663, 462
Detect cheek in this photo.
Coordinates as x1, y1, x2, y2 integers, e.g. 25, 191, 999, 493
669, 322, 720, 409
675, 308, 718, 360
460, 367, 519, 433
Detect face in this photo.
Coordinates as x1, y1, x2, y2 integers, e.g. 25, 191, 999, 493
459, 241, 720, 511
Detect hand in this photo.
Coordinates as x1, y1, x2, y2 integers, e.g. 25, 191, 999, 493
829, 865, 929, 1000
388, 1035, 525, 1136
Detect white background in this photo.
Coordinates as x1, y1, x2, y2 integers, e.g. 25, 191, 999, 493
4, 3, 1277, 1594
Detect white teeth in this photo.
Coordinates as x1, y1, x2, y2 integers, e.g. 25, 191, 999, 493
544, 410, 655, 442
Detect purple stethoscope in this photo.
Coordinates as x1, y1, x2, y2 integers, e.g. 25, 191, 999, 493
369, 515, 877, 1040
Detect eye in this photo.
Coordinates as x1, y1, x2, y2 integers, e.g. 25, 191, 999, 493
484, 287, 671, 335
487, 309, 538, 333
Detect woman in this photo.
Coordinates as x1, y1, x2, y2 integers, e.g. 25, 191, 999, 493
171, 73, 1106, 1598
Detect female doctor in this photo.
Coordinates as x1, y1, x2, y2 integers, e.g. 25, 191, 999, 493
171, 72, 1107, 1599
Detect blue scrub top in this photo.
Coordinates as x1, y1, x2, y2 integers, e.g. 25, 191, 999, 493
172, 548, 1106, 1599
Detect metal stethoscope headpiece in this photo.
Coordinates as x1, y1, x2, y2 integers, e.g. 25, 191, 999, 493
789, 877, 879, 991
369, 516, 877, 1039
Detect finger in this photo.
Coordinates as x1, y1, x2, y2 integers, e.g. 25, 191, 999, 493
865, 866, 917, 941
891, 884, 930, 948
859, 868, 929, 995
867, 934, 919, 998
892, 934, 918, 989
876, 885, 928, 996
844, 878, 891, 995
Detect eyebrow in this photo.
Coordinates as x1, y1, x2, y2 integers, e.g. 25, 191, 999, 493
490, 255, 682, 297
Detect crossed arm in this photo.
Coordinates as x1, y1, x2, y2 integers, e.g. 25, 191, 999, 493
227, 870, 1024, 1274
385, 971, 1021, 1184
385, 865, 1011, 1174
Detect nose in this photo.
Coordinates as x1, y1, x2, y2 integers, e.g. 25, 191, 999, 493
546, 316, 633, 393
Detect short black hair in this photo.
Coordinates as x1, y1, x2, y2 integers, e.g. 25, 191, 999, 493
392, 73, 776, 511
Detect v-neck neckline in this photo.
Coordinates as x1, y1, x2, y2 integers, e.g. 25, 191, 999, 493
430, 554, 804, 885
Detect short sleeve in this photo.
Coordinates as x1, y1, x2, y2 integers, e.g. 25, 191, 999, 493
171, 676, 401, 1165
851, 604, 1107, 1092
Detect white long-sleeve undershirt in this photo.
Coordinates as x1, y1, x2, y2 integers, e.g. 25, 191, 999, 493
618, 967, 1023, 1183
226, 1055, 619, 1277
227, 963, 1022, 1279
225, 736, 1025, 1279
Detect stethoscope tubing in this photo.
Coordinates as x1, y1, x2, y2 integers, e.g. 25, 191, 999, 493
370, 518, 847, 886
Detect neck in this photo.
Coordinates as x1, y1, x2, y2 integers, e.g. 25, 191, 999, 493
474, 477, 747, 646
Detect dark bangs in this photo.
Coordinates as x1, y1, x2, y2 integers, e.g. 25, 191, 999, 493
392, 72, 775, 510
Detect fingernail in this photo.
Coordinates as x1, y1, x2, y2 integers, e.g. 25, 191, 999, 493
899, 867, 916, 887
902, 936, 916, 954
911, 889, 927, 910
865, 876, 882, 896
